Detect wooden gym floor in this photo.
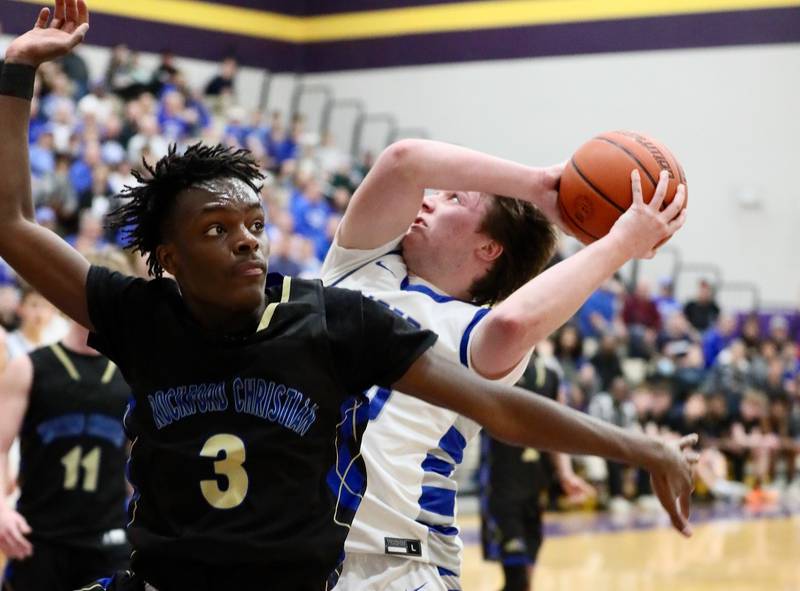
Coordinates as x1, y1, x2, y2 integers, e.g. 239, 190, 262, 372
1, 505, 797, 589
459, 504, 800, 591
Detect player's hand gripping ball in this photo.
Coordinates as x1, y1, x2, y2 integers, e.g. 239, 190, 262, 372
558, 131, 687, 244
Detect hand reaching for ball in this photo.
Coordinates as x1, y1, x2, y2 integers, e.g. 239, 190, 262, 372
610, 169, 687, 260
557, 131, 688, 246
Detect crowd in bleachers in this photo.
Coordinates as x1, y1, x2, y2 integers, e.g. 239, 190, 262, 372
544, 275, 800, 509
2, 44, 366, 286
2, 42, 800, 510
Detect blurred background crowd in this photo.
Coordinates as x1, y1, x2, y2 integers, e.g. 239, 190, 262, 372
2, 42, 799, 512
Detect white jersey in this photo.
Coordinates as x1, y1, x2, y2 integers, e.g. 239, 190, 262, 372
321, 235, 530, 576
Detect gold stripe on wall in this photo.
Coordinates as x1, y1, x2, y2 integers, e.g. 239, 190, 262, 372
11, 0, 306, 40
10, 0, 800, 42
304, 0, 800, 42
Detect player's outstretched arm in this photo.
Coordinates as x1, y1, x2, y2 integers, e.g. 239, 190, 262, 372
337, 138, 564, 249
0, 0, 93, 328
0, 355, 35, 559
471, 170, 687, 378
395, 349, 698, 536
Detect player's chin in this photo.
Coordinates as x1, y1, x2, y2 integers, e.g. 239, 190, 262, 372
401, 229, 425, 249
227, 282, 266, 311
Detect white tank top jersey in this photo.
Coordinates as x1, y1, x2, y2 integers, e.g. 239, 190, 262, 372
321, 235, 531, 576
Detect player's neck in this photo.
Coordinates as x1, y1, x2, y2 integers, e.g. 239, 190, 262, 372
61, 325, 100, 356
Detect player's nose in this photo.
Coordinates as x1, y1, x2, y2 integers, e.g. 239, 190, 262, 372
234, 227, 260, 253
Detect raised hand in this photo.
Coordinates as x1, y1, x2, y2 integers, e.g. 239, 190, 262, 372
4, 0, 89, 67
648, 433, 699, 537
610, 168, 687, 259
530, 161, 572, 235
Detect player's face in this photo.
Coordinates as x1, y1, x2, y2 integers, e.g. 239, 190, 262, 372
160, 178, 269, 329
402, 190, 491, 268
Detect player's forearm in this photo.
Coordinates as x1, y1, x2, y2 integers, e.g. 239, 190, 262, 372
399, 351, 665, 471
484, 381, 665, 470
472, 234, 631, 375
552, 451, 572, 477
394, 139, 546, 198
0, 61, 35, 220
0, 63, 37, 223
0, 452, 11, 499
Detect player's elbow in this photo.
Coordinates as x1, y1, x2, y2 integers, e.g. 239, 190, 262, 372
485, 409, 529, 449
485, 310, 536, 349
380, 139, 423, 178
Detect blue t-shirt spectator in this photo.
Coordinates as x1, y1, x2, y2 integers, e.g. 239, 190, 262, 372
268, 135, 298, 165
69, 158, 93, 195
578, 288, 617, 339
702, 328, 735, 369
291, 190, 333, 242
29, 141, 56, 178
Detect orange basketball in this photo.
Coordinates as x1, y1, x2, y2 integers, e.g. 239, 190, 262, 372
557, 131, 687, 244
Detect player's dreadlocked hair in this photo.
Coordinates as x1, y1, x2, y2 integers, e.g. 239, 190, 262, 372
107, 143, 264, 278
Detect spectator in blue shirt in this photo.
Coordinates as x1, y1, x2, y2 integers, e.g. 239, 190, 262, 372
28, 126, 56, 178
68, 141, 102, 201
291, 178, 333, 244
266, 119, 298, 166
702, 314, 737, 368
578, 279, 622, 339
654, 277, 681, 320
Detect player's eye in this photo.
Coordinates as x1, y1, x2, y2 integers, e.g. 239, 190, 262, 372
250, 220, 265, 233
449, 193, 461, 203
205, 224, 225, 237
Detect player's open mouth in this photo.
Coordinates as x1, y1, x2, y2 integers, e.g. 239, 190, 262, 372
412, 217, 427, 227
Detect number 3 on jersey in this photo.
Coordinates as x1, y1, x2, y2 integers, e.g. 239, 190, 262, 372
199, 433, 249, 509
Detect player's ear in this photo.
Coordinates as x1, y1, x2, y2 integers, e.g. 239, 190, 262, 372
477, 239, 503, 263
156, 243, 178, 276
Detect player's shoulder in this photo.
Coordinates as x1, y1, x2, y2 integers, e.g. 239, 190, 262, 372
267, 273, 330, 304
322, 233, 405, 286
88, 264, 177, 303
28, 342, 54, 361
319, 281, 370, 311
266, 274, 366, 321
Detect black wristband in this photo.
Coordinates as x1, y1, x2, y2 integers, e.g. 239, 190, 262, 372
0, 62, 36, 101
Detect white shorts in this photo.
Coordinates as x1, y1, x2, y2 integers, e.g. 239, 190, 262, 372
334, 554, 461, 591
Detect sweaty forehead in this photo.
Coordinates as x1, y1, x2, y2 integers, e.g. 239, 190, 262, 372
191, 177, 260, 206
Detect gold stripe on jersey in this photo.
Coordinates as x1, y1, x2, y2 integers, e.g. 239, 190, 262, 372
257, 276, 292, 332
101, 360, 118, 384
50, 343, 80, 381
535, 358, 547, 389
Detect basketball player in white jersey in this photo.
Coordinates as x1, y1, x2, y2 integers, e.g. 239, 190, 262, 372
321, 139, 687, 589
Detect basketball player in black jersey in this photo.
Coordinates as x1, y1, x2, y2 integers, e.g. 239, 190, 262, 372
0, 250, 132, 591
480, 357, 593, 591
1, 4, 698, 590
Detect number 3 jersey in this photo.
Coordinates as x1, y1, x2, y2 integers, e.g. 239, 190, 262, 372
84, 267, 436, 582
16, 342, 130, 547
321, 236, 531, 576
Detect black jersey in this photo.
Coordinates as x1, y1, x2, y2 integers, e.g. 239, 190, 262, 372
85, 267, 436, 585
16, 342, 130, 547
482, 359, 559, 499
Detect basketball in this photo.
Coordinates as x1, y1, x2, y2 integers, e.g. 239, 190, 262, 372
558, 131, 688, 244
